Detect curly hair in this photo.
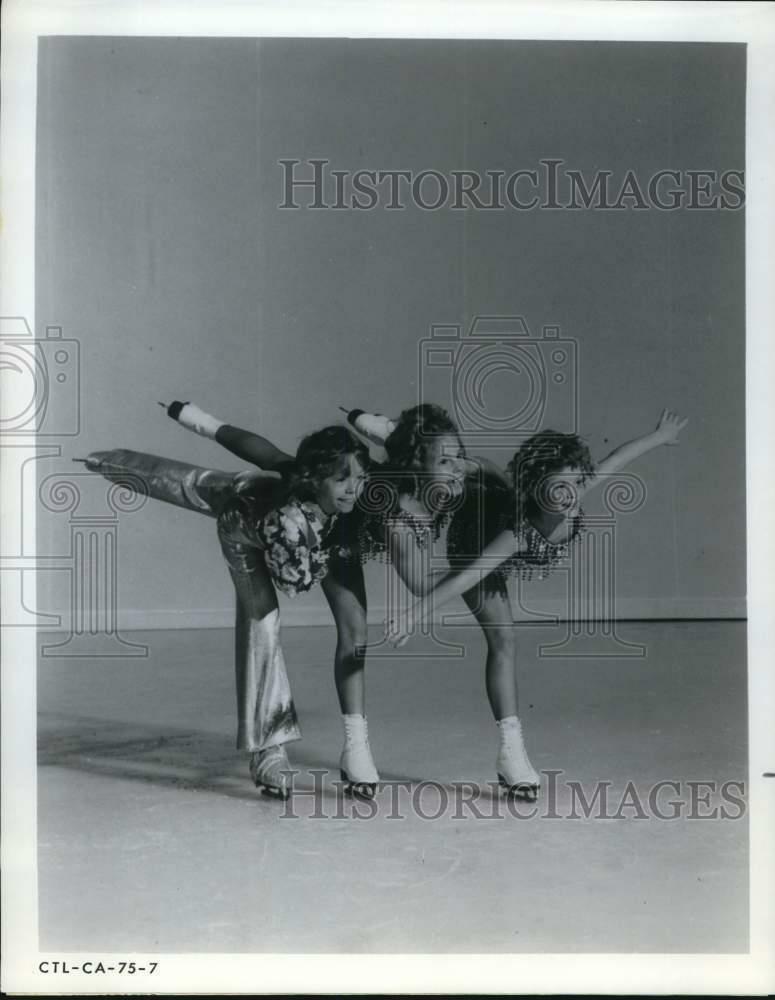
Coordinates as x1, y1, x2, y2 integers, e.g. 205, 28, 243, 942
507, 429, 594, 519
288, 425, 369, 501
382, 403, 465, 499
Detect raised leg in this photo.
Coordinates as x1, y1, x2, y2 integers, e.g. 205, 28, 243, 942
164, 400, 295, 470
215, 425, 295, 472
84, 449, 241, 517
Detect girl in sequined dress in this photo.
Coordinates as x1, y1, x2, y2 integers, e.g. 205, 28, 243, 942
347, 404, 687, 799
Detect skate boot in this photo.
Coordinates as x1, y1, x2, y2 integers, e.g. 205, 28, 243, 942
496, 716, 540, 801
163, 400, 225, 440
250, 745, 293, 801
340, 408, 396, 447
339, 714, 380, 799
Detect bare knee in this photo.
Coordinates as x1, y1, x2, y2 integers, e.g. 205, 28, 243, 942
336, 622, 368, 663
482, 625, 516, 661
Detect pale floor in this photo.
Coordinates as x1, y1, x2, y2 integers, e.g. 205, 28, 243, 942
37, 620, 748, 953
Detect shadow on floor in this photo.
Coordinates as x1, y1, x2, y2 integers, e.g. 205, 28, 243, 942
38, 711, 430, 801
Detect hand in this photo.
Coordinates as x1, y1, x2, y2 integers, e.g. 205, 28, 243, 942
655, 408, 688, 446
384, 608, 416, 648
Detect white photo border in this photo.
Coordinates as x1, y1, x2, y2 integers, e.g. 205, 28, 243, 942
1, 0, 773, 994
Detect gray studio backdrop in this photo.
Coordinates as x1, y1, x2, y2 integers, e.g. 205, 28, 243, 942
34, 37, 745, 629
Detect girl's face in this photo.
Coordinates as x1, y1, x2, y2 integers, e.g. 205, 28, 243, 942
539, 465, 585, 513
315, 453, 367, 516
423, 434, 466, 497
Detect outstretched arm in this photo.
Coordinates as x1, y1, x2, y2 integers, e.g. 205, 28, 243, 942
388, 523, 452, 597
525, 409, 689, 546
530, 410, 688, 545
387, 526, 525, 645
388, 409, 688, 645
582, 409, 688, 492
163, 401, 294, 471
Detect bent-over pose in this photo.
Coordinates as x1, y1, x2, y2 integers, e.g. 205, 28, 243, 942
346, 404, 687, 799
83, 401, 380, 799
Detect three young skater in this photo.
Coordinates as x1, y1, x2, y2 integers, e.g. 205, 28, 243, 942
85, 398, 686, 802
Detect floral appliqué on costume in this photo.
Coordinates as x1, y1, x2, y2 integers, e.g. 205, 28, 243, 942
257, 501, 336, 597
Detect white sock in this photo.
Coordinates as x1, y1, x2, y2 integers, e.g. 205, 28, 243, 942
174, 402, 225, 440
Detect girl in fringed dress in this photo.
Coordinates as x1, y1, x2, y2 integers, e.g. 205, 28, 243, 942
343, 404, 687, 799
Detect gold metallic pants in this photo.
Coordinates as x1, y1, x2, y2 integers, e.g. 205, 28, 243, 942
85, 449, 302, 751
